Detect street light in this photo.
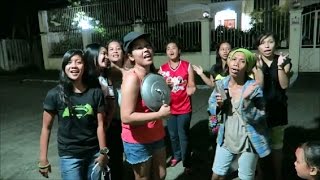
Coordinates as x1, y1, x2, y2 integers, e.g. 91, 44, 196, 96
203, 11, 211, 18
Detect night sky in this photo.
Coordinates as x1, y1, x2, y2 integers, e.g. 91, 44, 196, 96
0, 0, 69, 39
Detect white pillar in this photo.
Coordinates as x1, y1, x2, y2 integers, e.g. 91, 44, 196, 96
289, 9, 303, 85
201, 17, 213, 70
0, 40, 9, 70
82, 29, 93, 49
133, 23, 145, 33
38, 10, 50, 70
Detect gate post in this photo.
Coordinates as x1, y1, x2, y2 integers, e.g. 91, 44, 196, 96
201, 17, 213, 70
133, 18, 145, 33
289, 8, 303, 85
38, 10, 50, 70
82, 29, 93, 49
0, 40, 9, 70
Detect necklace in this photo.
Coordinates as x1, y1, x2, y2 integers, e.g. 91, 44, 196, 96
169, 61, 179, 70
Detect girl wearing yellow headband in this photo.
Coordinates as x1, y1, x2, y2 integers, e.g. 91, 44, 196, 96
209, 48, 270, 180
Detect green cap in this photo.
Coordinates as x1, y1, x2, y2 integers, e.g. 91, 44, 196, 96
228, 48, 256, 72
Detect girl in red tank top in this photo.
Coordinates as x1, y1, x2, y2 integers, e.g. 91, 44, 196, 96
121, 32, 171, 180
159, 40, 196, 174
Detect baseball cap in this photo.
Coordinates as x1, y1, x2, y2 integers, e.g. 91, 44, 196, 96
123, 31, 150, 52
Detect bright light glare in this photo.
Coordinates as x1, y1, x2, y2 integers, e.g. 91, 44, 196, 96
241, 13, 252, 31
73, 11, 98, 30
78, 19, 93, 30
215, 9, 237, 29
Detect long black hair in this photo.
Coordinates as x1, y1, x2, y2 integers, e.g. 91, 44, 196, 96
58, 49, 87, 117
84, 43, 106, 87
210, 41, 231, 77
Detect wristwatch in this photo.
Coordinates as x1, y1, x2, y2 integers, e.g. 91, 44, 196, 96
99, 147, 109, 155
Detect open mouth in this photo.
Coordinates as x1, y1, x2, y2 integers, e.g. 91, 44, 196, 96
112, 54, 119, 58
69, 69, 80, 77
70, 70, 80, 74
144, 54, 151, 59
230, 68, 239, 74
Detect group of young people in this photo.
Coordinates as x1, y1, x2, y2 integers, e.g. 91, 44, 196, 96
37, 30, 320, 180
38, 39, 127, 180
194, 32, 320, 180
37, 31, 194, 180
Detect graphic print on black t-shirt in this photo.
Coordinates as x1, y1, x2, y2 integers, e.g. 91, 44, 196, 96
43, 86, 105, 157
62, 104, 94, 119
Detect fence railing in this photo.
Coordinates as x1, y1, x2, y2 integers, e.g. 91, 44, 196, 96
0, 39, 31, 71
92, 25, 133, 46
145, 21, 201, 53
302, 10, 320, 48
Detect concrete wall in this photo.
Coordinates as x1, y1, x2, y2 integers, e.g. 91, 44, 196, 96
300, 48, 320, 72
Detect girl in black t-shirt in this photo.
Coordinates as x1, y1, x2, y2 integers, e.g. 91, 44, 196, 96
256, 32, 292, 180
38, 49, 108, 179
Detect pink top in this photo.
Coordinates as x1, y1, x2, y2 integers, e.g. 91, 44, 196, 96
159, 60, 192, 114
121, 71, 165, 143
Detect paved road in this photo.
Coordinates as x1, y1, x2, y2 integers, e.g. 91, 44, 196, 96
0, 73, 319, 180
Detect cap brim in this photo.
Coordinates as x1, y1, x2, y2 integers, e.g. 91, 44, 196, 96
124, 33, 150, 52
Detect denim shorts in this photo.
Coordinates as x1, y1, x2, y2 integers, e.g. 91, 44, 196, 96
123, 139, 165, 164
212, 145, 258, 179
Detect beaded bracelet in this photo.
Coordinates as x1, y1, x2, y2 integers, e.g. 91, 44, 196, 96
38, 163, 51, 169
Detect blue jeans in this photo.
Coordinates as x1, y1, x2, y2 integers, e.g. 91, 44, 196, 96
167, 113, 192, 167
212, 145, 258, 180
59, 152, 101, 180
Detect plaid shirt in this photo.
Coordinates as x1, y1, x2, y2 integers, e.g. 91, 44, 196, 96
208, 76, 271, 158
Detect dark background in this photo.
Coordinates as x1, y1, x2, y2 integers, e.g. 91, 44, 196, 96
0, 0, 72, 39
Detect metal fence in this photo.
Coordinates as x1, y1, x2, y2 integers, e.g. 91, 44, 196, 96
212, 5, 289, 50
44, 0, 290, 55
0, 39, 31, 71
302, 9, 320, 48
45, 0, 168, 56
145, 21, 201, 53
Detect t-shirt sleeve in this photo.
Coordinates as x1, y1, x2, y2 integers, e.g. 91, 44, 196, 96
94, 88, 105, 113
43, 87, 58, 113
209, 64, 217, 78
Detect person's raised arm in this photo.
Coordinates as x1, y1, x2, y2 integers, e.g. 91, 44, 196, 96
120, 72, 170, 125
192, 65, 215, 87
252, 54, 264, 87
277, 53, 291, 89
187, 64, 196, 95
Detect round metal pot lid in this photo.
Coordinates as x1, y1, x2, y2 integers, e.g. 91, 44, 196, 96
141, 73, 171, 112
